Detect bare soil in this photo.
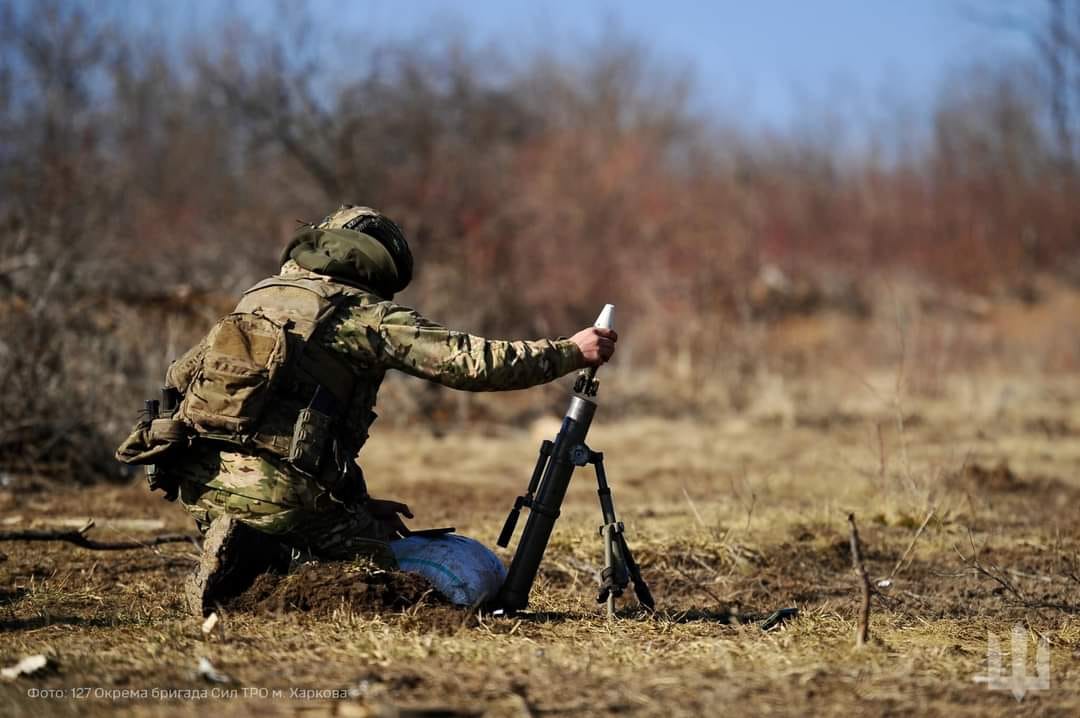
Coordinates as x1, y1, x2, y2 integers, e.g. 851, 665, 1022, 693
225, 562, 441, 616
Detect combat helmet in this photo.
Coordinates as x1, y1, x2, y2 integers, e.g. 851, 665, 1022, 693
281, 204, 414, 297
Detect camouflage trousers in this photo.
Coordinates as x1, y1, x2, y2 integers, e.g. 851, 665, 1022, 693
166, 443, 396, 567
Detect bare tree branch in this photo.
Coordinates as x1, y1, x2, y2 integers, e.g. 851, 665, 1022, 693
0, 518, 197, 551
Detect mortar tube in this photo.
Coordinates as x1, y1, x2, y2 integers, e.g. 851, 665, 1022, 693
496, 394, 597, 611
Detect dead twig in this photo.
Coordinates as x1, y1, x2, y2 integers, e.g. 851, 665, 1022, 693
671, 565, 726, 607
847, 513, 871, 647
0, 519, 197, 551
681, 486, 706, 529
876, 421, 887, 485
953, 531, 1080, 614
743, 491, 757, 533
886, 508, 935, 580
954, 529, 1028, 603
888, 291, 914, 490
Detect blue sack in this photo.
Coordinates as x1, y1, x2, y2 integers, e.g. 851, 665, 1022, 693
390, 534, 507, 606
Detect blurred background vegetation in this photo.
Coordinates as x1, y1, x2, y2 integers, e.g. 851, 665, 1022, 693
1, 0, 1078, 483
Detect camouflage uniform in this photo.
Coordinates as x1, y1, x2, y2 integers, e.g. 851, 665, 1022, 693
168, 259, 586, 563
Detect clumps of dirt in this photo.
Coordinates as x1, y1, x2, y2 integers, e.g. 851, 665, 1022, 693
226, 561, 444, 616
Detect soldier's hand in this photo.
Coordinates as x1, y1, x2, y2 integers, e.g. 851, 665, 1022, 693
570, 327, 618, 367
367, 498, 414, 538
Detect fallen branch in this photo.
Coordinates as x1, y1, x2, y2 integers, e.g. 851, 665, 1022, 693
847, 513, 871, 647
0, 519, 197, 551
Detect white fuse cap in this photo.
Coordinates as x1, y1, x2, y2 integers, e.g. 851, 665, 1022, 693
594, 304, 615, 330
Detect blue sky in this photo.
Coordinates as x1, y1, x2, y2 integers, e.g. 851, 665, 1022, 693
108, 0, 1037, 129
357, 0, 1033, 124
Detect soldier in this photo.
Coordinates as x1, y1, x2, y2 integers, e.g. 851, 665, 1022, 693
117, 205, 616, 615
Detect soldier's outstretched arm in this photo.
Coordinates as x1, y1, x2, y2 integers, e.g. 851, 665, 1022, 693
330, 300, 600, 391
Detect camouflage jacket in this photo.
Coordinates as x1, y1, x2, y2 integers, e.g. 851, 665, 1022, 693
311, 260, 585, 450
168, 260, 586, 512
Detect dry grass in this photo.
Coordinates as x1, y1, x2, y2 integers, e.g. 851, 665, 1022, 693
2, 364, 1080, 717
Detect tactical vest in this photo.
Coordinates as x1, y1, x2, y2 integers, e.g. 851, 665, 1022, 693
117, 275, 379, 499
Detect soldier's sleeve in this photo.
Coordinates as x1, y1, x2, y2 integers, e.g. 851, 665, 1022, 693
329, 299, 587, 391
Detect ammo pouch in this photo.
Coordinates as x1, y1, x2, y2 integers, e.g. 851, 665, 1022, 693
288, 386, 339, 476
289, 407, 333, 475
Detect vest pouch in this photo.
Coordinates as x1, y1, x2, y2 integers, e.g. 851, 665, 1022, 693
115, 418, 192, 465
180, 313, 289, 437
115, 416, 188, 500
288, 406, 334, 476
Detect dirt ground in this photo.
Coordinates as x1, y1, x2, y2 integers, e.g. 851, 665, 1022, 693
3, 366, 1080, 716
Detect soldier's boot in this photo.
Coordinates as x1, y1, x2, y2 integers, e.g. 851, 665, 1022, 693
184, 514, 290, 617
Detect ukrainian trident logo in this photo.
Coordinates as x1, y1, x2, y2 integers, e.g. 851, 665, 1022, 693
973, 623, 1050, 700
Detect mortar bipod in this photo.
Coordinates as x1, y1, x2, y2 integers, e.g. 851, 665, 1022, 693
570, 446, 655, 618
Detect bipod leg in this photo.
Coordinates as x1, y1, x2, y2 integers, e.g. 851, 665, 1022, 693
497, 440, 553, 548
592, 451, 633, 617
615, 531, 655, 611
602, 523, 616, 620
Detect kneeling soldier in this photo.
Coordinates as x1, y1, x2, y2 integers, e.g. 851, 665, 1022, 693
116, 205, 617, 615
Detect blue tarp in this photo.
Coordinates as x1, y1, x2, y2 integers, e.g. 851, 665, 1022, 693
390, 534, 507, 606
